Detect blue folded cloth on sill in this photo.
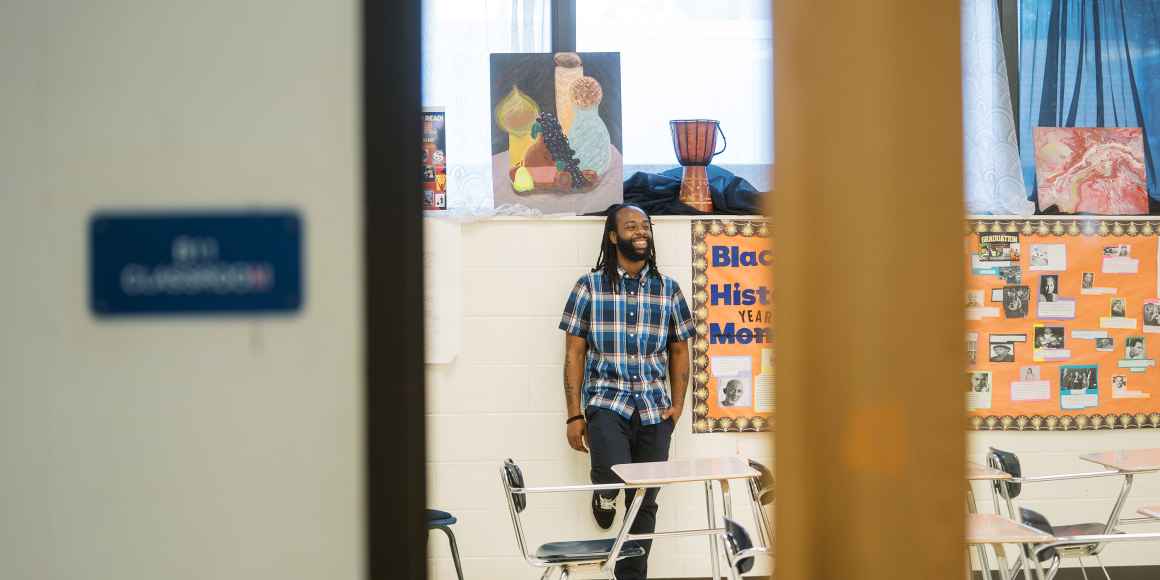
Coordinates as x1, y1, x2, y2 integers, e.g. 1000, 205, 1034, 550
619, 166, 763, 215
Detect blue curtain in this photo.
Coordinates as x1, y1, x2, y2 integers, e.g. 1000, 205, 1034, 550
1019, 0, 1160, 206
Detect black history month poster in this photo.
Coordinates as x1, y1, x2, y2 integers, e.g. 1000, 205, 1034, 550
690, 219, 773, 433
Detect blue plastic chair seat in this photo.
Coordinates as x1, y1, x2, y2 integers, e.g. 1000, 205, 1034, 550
724, 518, 756, 573
534, 539, 646, 563
427, 509, 457, 527
427, 508, 464, 580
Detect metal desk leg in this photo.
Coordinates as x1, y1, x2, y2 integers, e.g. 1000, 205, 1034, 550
999, 484, 1034, 580
1091, 473, 1134, 558
747, 478, 772, 550
1007, 502, 1033, 580
721, 479, 734, 520
705, 480, 722, 580
967, 486, 993, 579
985, 474, 1017, 579
1030, 544, 1048, 580
991, 543, 1012, 580
1104, 474, 1134, 535
603, 487, 647, 577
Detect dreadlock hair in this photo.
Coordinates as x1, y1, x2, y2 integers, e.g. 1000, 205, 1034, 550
592, 203, 661, 293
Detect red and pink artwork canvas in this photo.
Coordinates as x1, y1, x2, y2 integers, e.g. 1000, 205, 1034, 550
1033, 127, 1148, 215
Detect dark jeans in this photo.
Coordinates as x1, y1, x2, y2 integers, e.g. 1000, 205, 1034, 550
587, 406, 674, 580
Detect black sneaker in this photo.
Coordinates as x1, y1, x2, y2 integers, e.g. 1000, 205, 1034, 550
592, 491, 617, 529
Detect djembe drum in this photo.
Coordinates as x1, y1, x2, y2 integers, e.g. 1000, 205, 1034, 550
670, 119, 727, 212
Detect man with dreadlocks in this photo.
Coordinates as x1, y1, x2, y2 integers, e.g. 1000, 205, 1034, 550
558, 204, 694, 580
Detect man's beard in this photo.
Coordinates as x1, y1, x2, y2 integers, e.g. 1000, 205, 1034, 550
616, 236, 651, 262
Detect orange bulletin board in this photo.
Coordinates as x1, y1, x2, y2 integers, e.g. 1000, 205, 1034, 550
690, 219, 773, 433
967, 219, 1160, 430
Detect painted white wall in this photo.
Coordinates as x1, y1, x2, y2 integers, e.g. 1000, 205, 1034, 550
425, 217, 774, 579
0, 2, 363, 580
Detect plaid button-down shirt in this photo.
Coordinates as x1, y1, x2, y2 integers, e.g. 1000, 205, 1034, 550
559, 265, 695, 425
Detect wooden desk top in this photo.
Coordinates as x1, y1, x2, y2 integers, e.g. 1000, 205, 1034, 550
612, 456, 759, 485
1079, 448, 1160, 473
1138, 505, 1160, 519
967, 462, 1012, 481
966, 513, 1055, 545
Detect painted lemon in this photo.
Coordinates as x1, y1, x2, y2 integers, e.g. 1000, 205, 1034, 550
513, 166, 535, 192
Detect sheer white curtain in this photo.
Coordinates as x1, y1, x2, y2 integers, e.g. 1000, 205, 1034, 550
422, 0, 549, 211
962, 0, 1035, 216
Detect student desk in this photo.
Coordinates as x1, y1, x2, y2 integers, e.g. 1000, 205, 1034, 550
1080, 448, 1160, 533
966, 513, 1055, 580
1081, 448, 1160, 473
967, 512, 1055, 543
609, 457, 763, 580
966, 462, 1017, 578
967, 461, 1012, 482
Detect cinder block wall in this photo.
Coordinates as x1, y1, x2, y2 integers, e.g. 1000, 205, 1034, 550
427, 217, 1160, 578
425, 217, 774, 579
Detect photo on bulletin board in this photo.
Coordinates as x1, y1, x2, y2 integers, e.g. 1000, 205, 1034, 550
489, 52, 623, 214
690, 219, 773, 433
966, 218, 1160, 430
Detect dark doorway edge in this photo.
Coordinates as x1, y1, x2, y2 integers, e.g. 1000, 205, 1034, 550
363, 0, 427, 578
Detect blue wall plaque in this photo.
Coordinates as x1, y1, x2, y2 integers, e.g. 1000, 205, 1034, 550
90, 211, 303, 315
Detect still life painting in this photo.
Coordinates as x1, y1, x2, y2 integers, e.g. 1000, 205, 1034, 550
490, 52, 623, 214
1033, 127, 1148, 215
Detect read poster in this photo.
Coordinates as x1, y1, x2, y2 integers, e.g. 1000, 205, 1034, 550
690, 219, 773, 433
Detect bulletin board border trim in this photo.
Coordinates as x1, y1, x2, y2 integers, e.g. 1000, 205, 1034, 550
690, 218, 772, 434
970, 413, 1160, 431
967, 218, 1160, 238
968, 217, 1160, 431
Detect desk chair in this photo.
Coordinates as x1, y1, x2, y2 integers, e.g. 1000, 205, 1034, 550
987, 448, 1114, 580
427, 509, 465, 580
1032, 530, 1160, 577
501, 458, 645, 579
723, 518, 759, 575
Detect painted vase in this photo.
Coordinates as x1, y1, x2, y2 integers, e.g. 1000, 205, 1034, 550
494, 86, 540, 170
553, 52, 583, 135
569, 105, 611, 176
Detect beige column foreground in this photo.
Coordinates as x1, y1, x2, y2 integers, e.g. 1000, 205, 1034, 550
773, 2, 966, 580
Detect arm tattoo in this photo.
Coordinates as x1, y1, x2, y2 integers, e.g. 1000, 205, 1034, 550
668, 343, 691, 407
563, 349, 582, 414
563, 351, 574, 396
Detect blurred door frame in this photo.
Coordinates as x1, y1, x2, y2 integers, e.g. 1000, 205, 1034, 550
364, 0, 428, 578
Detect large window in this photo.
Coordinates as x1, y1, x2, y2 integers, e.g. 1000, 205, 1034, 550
421, 0, 550, 210
421, 0, 773, 210
577, 0, 773, 189
1016, 0, 1160, 207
